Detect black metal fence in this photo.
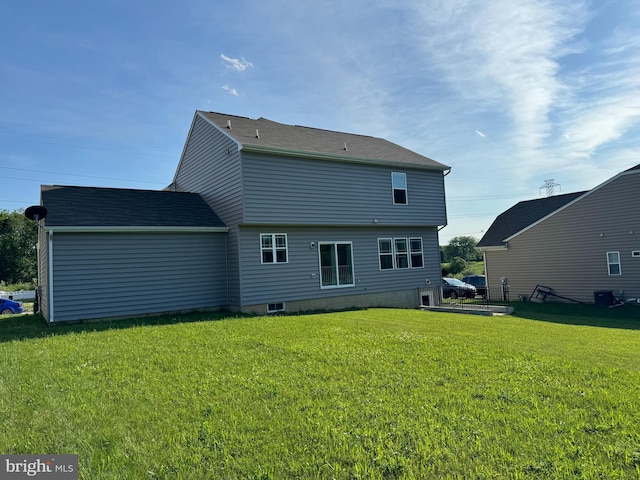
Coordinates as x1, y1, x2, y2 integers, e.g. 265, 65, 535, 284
438, 285, 511, 307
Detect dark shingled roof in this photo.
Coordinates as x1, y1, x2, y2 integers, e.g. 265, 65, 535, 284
41, 185, 225, 228
477, 191, 587, 247
198, 111, 449, 170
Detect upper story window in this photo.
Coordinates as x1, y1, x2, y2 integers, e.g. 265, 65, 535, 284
261, 234, 288, 264
607, 251, 621, 275
392, 172, 407, 205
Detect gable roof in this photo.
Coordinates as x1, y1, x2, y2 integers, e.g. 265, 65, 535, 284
197, 111, 449, 171
41, 185, 226, 230
478, 163, 640, 248
477, 191, 587, 247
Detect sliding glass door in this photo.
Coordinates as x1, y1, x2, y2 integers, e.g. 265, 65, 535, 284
319, 242, 354, 288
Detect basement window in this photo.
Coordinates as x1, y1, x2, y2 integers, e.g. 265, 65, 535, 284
267, 302, 285, 313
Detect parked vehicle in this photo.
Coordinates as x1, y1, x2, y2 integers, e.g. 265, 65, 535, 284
0, 298, 24, 314
462, 274, 487, 297
442, 277, 476, 299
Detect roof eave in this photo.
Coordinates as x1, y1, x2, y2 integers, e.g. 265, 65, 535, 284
240, 144, 450, 171
44, 226, 229, 233
478, 244, 508, 251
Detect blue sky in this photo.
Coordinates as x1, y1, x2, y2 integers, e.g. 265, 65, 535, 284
2, 0, 640, 244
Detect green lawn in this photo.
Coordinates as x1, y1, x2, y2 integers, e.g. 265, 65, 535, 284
1, 305, 639, 479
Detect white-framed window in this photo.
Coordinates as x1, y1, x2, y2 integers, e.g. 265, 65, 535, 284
378, 237, 424, 270
607, 251, 621, 275
267, 302, 285, 313
410, 237, 424, 268
261, 233, 288, 264
378, 238, 394, 270
319, 242, 354, 288
394, 238, 409, 269
392, 172, 407, 205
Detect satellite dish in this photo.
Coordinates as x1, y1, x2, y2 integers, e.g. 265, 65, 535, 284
25, 205, 48, 222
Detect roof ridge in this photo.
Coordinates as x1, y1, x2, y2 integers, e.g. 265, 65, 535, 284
200, 110, 253, 120
516, 191, 588, 204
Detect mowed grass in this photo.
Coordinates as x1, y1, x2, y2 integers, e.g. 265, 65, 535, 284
1, 306, 640, 479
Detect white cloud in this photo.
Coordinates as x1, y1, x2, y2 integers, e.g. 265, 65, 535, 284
555, 26, 640, 166
220, 54, 253, 72
222, 85, 238, 96
410, 1, 589, 155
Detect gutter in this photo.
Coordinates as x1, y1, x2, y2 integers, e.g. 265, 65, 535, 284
478, 244, 508, 251
240, 144, 450, 172
43, 226, 229, 233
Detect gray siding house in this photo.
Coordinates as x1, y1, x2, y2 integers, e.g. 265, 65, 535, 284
477, 165, 640, 303
38, 186, 228, 322
37, 111, 449, 322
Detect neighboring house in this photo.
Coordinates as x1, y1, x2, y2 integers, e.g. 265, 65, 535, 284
477, 165, 640, 303
37, 111, 449, 322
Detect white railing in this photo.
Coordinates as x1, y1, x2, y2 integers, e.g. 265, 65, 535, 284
0, 290, 36, 301
321, 266, 353, 287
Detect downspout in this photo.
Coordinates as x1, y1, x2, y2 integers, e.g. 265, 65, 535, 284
48, 231, 54, 323
438, 168, 452, 231
224, 232, 229, 307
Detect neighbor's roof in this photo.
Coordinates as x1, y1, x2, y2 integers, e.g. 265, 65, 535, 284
197, 111, 449, 171
41, 185, 226, 228
477, 191, 587, 247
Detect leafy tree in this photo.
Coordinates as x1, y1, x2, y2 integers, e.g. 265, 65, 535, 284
446, 257, 468, 275
442, 236, 482, 262
0, 210, 38, 285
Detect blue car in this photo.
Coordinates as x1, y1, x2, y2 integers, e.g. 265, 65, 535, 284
0, 298, 24, 314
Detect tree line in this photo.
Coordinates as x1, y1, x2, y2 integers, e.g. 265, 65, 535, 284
440, 235, 482, 276
0, 210, 38, 286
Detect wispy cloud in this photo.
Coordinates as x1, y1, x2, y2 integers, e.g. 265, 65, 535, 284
555, 25, 640, 168
222, 85, 238, 96
408, 1, 589, 160
220, 54, 253, 72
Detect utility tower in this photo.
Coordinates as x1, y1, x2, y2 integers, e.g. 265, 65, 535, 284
539, 179, 561, 197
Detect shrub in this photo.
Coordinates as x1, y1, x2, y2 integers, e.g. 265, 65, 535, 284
447, 257, 467, 275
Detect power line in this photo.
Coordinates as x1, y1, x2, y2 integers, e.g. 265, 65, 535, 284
0, 199, 33, 205
0, 129, 176, 158
0, 167, 167, 185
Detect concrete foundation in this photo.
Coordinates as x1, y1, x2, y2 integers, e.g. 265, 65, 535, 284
240, 288, 421, 315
